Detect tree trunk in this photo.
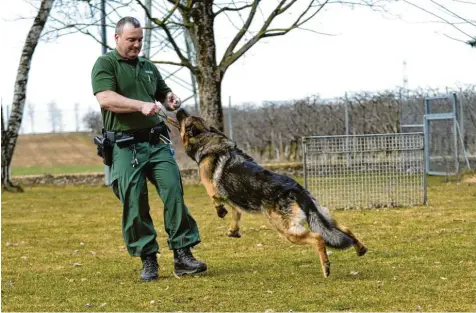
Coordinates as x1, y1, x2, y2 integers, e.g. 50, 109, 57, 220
190, 0, 224, 131
196, 72, 223, 131
1, 0, 55, 192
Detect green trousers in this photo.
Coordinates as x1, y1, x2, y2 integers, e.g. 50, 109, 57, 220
110, 140, 200, 257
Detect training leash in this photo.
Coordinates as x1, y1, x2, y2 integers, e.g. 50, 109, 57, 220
157, 110, 180, 130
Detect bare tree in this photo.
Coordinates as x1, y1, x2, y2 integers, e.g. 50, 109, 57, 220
47, 100, 63, 132
227, 86, 476, 164
1, 0, 55, 191
45, 0, 389, 130
83, 110, 103, 134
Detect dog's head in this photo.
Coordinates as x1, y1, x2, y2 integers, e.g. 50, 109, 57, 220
176, 108, 232, 163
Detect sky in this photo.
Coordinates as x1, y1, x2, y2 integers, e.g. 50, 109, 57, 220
0, 0, 475, 133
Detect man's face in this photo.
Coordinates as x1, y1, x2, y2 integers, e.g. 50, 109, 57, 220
115, 23, 143, 59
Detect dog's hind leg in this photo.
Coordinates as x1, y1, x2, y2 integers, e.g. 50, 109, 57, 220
227, 207, 242, 238
267, 209, 331, 277
285, 231, 331, 277
333, 222, 368, 256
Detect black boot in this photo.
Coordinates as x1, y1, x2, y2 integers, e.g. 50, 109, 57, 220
173, 247, 207, 276
140, 253, 159, 281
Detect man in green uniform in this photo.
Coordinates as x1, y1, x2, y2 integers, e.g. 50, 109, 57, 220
91, 16, 206, 281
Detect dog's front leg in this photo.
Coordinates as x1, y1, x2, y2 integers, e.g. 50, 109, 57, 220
227, 208, 242, 238
215, 203, 228, 218
212, 196, 228, 218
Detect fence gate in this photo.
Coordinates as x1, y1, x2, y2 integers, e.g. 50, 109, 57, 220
302, 133, 426, 210
424, 94, 471, 175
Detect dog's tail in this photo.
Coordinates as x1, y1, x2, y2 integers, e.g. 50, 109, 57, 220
304, 194, 353, 249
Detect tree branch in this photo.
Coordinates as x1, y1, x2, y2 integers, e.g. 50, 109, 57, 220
429, 0, 476, 28
136, 0, 194, 71
443, 33, 476, 46
165, 0, 189, 11
220, 0, 329, 72
151, 59, 196, 71
262, 0, 329, 37
219, 0, 261, 69
214, 3, 254, 17
43, 15, 115, 50
401, 0, 475, 40
136, 0, 178, 26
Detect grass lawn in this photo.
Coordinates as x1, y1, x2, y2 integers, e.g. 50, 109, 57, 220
1, 177, 475, 311
11, 165, 105, 177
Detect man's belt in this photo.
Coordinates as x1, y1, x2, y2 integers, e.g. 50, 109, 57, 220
105, 122, 171, 146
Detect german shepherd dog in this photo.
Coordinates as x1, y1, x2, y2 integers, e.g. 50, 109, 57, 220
175, 109, 368, 277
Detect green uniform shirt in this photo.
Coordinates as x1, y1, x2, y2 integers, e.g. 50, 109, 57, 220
91, 49, 172, 131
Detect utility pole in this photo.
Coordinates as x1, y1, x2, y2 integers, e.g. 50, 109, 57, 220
345, 92, 350, 167
143, 0, 152, 59
400, 59, 409, 133
101, 0, 107, 55
101, 0, 111, 186
402, 59, 408, 91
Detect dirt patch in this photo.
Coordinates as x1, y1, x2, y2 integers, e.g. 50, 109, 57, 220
12, 132, 101, 167
463, 176, 476, 183
12, 132, 303, 173
11, 131, 197, 169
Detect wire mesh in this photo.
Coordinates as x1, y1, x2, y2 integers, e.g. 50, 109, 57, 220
303, 133, 425, 210
427, 118, 457, 174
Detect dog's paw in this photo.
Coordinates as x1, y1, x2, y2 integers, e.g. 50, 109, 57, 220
216, 205, 228, 218
357, 245, 368, 256
323, 260, 331, 277
227, 229, 242, 238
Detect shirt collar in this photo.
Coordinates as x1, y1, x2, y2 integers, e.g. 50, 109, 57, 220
112, 49, 145, 64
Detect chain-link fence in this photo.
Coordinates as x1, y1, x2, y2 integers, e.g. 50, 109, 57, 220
303, 133, 426, 210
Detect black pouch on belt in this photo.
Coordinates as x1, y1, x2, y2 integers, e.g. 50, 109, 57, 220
150, 122, 170, 143
93, 136, 114, 166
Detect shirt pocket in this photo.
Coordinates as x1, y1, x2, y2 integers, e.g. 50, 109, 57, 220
139, 72, 157, 98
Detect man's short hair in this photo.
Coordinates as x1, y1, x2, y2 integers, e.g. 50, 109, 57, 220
115, 17, 141, 35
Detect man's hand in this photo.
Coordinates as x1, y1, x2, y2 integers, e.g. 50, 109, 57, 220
164, 92, 181, 111
140, 102, 160, 116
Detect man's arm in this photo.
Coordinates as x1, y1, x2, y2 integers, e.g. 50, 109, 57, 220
153, 67, 181, 111
95, 90, 159, 116
91, 57, 159, 116
154, 66, 174, 109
